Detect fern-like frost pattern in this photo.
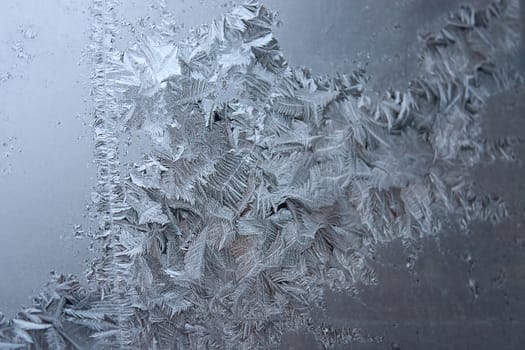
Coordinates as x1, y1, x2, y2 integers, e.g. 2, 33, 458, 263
0, 0, 523, 349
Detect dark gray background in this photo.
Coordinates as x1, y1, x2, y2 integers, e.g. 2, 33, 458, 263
1, 1, 524, 348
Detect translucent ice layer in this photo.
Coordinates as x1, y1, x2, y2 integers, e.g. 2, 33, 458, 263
1, 0, 523, 349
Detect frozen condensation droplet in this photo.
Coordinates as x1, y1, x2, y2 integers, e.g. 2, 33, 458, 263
74, 224, 86, 239
11, 41, 32, 60
19, 27, 38, 39
0, 72, 12, 84
468, 278, 480, 299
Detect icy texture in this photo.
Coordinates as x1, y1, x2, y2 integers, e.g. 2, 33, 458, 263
0, 0, 523, 349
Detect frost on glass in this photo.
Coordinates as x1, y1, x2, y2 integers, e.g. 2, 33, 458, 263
0, 0, 523, 349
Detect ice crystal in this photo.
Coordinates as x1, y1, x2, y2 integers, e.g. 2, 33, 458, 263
0, 0, 523, 349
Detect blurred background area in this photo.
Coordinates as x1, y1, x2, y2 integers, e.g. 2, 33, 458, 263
0, 0, 95, 317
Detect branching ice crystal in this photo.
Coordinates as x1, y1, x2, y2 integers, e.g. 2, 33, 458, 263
0, 1, 523, 349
